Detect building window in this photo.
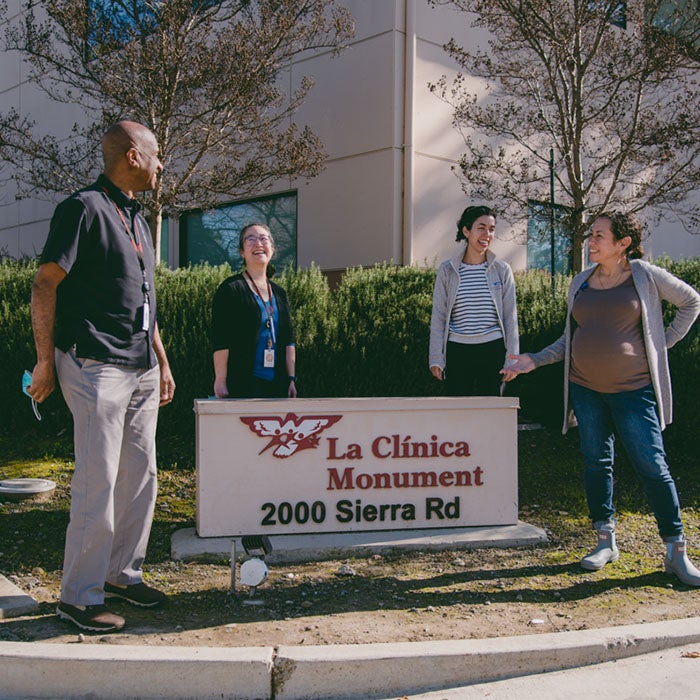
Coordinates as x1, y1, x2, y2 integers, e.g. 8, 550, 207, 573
86, 1, 157, 57
179, 191, 298, 271
651, 0, 700, 59
526, 200, 574, 275
588, 1, 627, 29
86, 1, 220, 57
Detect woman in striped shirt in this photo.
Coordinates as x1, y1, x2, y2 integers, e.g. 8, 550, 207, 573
429, 205, 519, 396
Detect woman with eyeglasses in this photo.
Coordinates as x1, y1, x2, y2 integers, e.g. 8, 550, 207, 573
211, 223, 297, 398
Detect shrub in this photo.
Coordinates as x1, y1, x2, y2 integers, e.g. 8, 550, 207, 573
512, 270, 570, 426
655, 258, 700, 448
329, 264, 436, 397
277, 263, 334, 397
154, 263, 232, 435
2, 257, 698, 454
0, 259, 58, 432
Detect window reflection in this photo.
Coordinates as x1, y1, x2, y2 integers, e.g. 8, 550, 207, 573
180, 191, 298, 271
526, 200, 574, 275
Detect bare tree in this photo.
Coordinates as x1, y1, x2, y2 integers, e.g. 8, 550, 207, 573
1, 0, 354, 253
429, 0, 699, 271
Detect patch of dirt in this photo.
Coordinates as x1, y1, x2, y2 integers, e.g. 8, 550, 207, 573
3, 431, 700, 647
3, 543, 700, 647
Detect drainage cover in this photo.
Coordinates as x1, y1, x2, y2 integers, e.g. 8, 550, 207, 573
0, 478, 56, 502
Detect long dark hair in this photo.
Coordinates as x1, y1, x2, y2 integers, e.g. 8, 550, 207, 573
456, 205, 496, 242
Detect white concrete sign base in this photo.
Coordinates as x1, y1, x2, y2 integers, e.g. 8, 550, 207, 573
171, 522, 548, 563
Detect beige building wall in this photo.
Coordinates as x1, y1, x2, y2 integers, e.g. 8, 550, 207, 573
1, 0, 698, 268
290, 0, 526, 272
410, 0, 523, 268
292, 1, 406, 270
0, 0, 51, 257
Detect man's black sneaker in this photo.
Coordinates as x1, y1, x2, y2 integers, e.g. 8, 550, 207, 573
104, 581, 167, 608
56, 602, 125, 632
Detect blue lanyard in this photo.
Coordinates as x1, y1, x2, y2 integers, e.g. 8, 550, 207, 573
246, 272, 276, 347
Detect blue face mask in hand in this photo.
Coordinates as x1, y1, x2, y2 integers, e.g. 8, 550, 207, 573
22, 370, 42, 421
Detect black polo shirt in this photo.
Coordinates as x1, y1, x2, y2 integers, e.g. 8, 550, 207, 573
40, 174, 157, 368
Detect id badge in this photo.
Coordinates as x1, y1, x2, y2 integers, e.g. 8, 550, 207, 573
142, 300, 150, 332
263, 348, 275, 368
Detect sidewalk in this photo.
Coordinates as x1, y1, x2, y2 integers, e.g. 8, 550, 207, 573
2, 617, 700, 699
389, 641, 700, 699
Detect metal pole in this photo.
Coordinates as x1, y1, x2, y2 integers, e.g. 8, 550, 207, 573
230, 539, 237, 593
549, 148, 556, 296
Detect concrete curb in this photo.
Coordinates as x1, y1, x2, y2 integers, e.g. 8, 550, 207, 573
273, 617, 700, 699
2, 617, 700, 699
0, 642, 273, 700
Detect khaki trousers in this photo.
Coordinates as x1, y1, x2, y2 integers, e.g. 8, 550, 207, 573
55, 348, 160, 606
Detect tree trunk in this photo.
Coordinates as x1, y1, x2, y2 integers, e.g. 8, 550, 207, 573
571, 209, 587, 274
148, 209, 163, 264
572, 231, 585, 273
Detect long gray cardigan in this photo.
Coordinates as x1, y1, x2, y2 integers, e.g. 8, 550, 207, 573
529, 260, 700, 433
429, 245, 520, 371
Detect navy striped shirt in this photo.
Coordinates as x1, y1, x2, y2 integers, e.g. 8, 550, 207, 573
449, 262, 501, 341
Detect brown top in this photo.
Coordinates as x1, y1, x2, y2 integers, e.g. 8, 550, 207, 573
570, 275, 650, 393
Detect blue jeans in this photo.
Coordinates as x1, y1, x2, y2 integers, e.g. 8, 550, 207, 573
569, 382, 683, 539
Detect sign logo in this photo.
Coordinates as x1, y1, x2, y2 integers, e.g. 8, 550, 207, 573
240, 413, 342, 458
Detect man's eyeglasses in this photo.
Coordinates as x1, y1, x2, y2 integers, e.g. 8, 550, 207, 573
22, 370, 42, 421
243, 235, 272, 245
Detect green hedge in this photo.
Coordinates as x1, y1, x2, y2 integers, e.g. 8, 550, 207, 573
327, 264, 436, 397
2, 257, 698, 451
1, 260, 40, 430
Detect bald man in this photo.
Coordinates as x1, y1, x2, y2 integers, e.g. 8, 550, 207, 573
30, 121, 175, 632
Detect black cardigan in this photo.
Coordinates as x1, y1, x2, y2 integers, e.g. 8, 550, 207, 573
211, 273, 295, 397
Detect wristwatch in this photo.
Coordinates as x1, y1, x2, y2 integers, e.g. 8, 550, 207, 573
288, 375, 297, 382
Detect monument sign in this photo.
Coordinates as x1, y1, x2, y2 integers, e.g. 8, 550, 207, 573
195, 396, 519, 537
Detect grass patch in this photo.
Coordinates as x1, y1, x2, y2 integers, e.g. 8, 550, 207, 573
2, 427, 699, 579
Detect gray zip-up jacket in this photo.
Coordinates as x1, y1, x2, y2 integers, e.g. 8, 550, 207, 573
529, 259, 700, 434
429, 245, 520, 370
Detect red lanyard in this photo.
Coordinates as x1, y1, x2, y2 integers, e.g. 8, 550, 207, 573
101, 187, 151, 333
114, 205, 144, 256
102, 187, 144, 257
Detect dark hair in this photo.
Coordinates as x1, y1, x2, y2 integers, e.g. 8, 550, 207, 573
596, 212, 645, 259
238, 222, 276, 277
456, 205, 496, 242
238, 222, 274, 252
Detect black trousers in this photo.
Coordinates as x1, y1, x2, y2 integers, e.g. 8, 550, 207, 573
445, 338, 505, 397
230, 373, 289, 398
